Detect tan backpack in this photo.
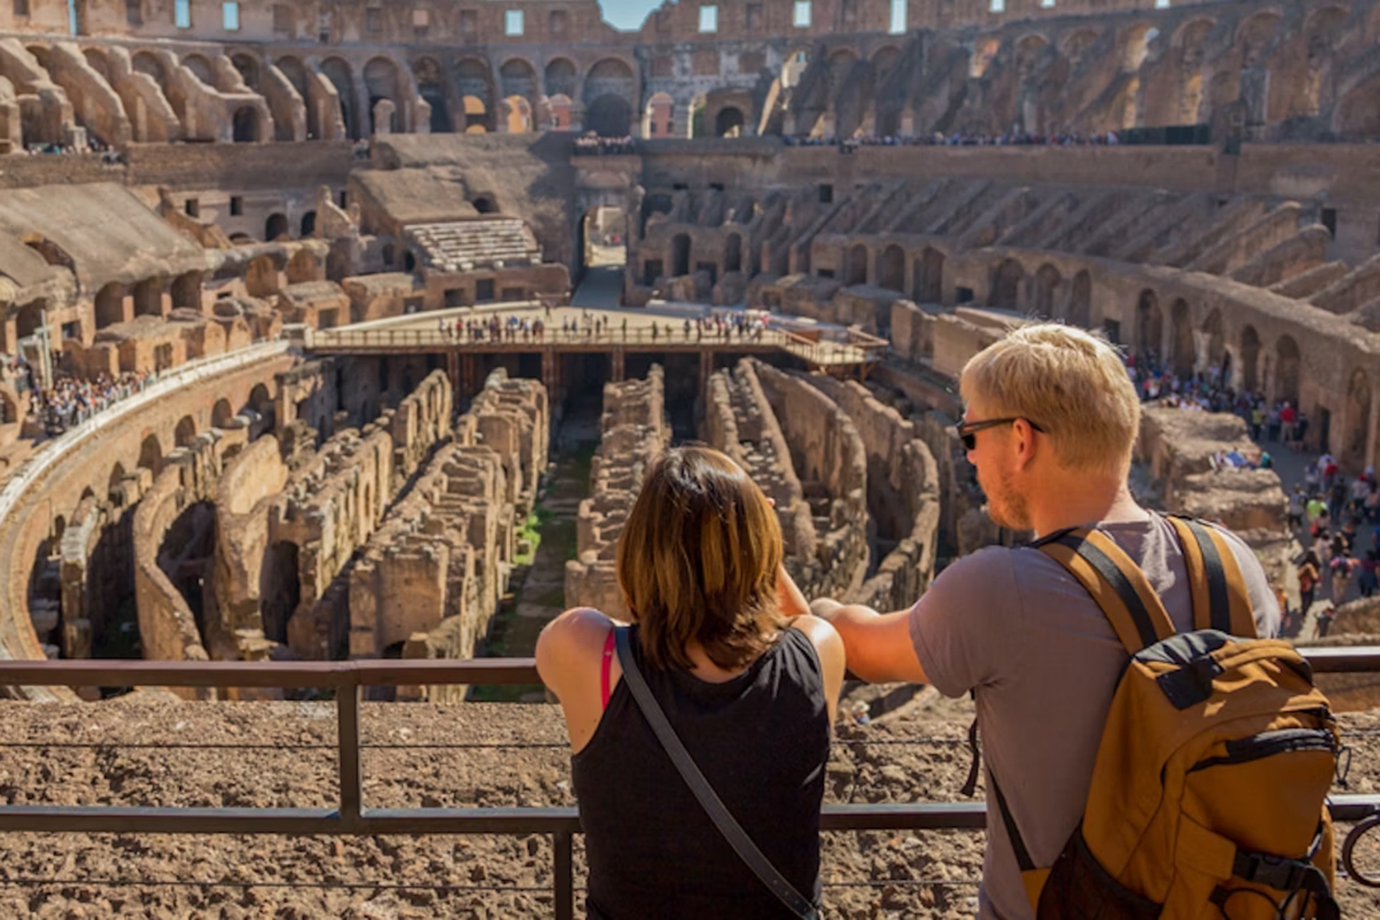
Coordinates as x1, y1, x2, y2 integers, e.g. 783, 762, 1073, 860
991, 516, 1342, 919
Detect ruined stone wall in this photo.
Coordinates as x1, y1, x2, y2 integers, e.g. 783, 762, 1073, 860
0, 344, 294, 698
807, 375, 940, 612
348, 372, 548, 701
209, 434, 288, 660
210, 369, 452, 661
1134, 407, 1290, 587
132, 424, 250, 696
751, 362, 869, 601
565, 366, 668, 620
702, 358, 814, 561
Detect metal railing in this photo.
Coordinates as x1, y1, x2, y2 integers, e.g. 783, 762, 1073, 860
2, 650, 1379, 917
306, 325, 872, 366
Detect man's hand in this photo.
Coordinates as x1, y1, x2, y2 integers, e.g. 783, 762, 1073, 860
810, 598, 929, 684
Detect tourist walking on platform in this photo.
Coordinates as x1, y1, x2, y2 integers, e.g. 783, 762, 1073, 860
811, 324, 1280, 920
537, 446, 844, 920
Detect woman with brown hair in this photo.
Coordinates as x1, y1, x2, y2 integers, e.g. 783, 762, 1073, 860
536, 445, 845, 920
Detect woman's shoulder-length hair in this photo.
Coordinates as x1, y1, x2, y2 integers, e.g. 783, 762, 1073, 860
616, 445, 785, 672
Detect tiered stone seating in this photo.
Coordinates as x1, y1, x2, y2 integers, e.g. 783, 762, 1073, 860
406, 219, 538, 273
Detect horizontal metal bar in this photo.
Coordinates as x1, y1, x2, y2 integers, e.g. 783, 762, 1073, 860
0, 658, 545, 688
3, 799, 1372, 836
0, 660, 361, 688
3, 646, 1379, 688
820, 802, 988, 830
351, 658, 545, 687
1299, 647, 1380, 673
2, 648, 1380, 689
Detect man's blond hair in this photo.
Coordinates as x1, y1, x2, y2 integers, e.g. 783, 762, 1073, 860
960, 322, 1140, 474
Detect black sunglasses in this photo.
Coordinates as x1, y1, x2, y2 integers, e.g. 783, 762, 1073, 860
954, 417, 1046, 451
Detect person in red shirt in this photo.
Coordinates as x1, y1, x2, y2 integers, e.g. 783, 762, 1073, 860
1279, 402, 1297, 448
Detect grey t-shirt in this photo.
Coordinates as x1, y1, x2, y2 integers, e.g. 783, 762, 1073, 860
908, 515, 1279, 920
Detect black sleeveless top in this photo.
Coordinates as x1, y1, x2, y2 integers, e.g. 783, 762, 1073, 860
572, 625, 830, 920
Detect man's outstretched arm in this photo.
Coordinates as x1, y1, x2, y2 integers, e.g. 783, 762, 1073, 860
811, 598, 929, 684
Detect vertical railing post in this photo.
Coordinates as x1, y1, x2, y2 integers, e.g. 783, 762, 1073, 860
338, 677, 362, 826
554, 829, 573, 920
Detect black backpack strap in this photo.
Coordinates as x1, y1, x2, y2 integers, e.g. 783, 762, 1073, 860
1165, 515, 1257, 638
1036, 527, 1176, 654
613, 627, 820, 920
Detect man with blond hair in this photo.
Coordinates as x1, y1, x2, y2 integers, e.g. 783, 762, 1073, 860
814, 323, 1279, 920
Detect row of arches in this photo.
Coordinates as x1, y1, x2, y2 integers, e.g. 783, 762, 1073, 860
91, 271, 205, 331
843, 243, 946, 304
130, 385, 271, 481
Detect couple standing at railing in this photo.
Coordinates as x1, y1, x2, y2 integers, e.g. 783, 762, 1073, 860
537, 323, 1338, 920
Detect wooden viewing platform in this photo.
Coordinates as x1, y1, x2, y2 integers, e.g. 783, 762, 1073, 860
300, 319, 888, 399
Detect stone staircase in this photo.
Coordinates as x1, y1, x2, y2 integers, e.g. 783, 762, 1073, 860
406, 219, 538, 273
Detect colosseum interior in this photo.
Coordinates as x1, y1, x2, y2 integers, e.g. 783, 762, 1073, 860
1, 0, 1380, 914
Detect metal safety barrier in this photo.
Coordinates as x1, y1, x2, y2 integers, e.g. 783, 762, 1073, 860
1, 650, 1379, 917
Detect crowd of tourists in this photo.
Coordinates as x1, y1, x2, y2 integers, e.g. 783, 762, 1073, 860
784, 130, 1123, 149
1128, 351, 1311, 449
1289, 452, 1380, 636
573, 135, 636, 156
34, 369, 155, 435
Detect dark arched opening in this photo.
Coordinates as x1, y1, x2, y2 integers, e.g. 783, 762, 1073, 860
847, 244, 869, 286
265, 214, 289, 241
990, 259, 1024, 309
232, 107, 259, 142
259, 541, 300, 644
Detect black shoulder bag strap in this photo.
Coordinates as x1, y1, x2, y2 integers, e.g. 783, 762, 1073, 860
613, 626, 820, 920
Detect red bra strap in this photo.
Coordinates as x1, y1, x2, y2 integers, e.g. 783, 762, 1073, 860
600, 627, 615, 710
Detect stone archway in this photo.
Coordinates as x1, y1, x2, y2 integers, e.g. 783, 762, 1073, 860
990, 259, 1024, 309
231, 106, 259, 142
1171, 299, 1194, 377
1135, 290, 1162, 361
847, 244, 869, 286
1240, 325, 1260, 393
212, 398, 233, 428
715, 106, 745, 137
584, 93, 631, 137
1276, 335, 1301, 409
138, 433, 163, 477
913, 248, 944, 304
265, 214, 289, 241
1033, 264, 1061, 317
175, 414, 196, 448
877, 245, 904, 292
1201, 308, 1224, 371
95, 283, 124, 329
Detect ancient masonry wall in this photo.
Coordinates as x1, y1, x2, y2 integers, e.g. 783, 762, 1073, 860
751, 361, 869, 601
131, 422, 251, 697
806, 375, 941, 612
347, 371, 548, 703
564, 366, 669, 620
702, 358, 815, 562
1134, 407, 1291, 587
211, 370, 452, 661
